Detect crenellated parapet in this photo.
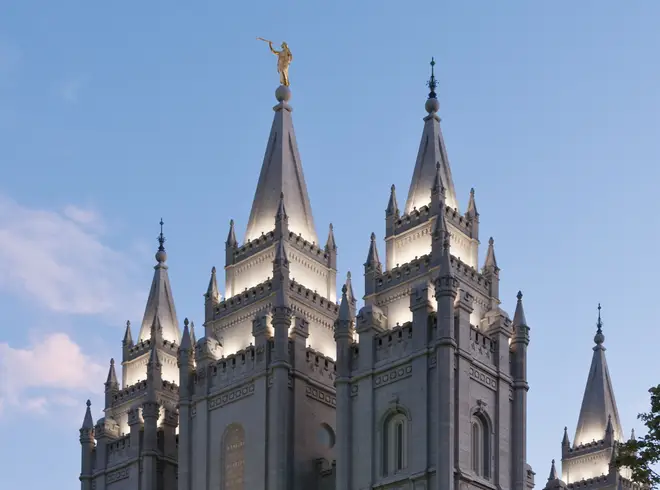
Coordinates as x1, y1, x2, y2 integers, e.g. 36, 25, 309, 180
123, 335, 178, 362
229, 230, 277, 265
373, 253, 490, 296
392, 203, 473, 238
110, 379, 179, 408
469, 324, 497, 366
193, 344, 262, 393
305, 346, 337, 386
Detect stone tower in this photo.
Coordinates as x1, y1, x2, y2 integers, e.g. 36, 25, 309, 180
541, 306, 644, 490
177, 83, 341, 490
333, 60, 536, 490
79, 223, 181, 490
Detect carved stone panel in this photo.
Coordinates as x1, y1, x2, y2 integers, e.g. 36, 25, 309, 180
222, 424, 246, 490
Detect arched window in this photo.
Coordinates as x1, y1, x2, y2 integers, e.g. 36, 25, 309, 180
382, 412, 408, 476
471, 415, 491, 480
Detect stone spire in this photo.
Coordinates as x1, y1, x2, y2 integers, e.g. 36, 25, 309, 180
573, 304, 624, 446
122, 320, 133, 347
81, 399, 94, 430
226, 219, 237, 247
137, 219, 181, 344
404, 58, 458, 213
484, 237, 498, 270
467, 187, 478, 219
180, 318, 193, 352
512, 290, 527, 328
386, 184, 399, 217
205, 266, 219, 302
244, 87, 318, 244
365, 232, 381, 269
105, 358, 118, 387
325, 223, 337, 252
548, 460, 559, 482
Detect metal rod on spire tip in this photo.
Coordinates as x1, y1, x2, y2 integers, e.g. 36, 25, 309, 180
157, 218, 166, 252
426, 57, 438, 99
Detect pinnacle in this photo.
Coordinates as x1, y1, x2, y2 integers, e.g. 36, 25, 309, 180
512, 291, 527, 327
81, 399, 94, 430
180, 317, 192, 351
338, 283, 351, 322
484, 237, 498, 271
548, 459, 558, 482
325, 222, 337, 251
365, 232, 381, 267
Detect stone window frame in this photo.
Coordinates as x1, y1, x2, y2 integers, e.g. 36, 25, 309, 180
379, 406, 411, 477
471, 406, 493, 480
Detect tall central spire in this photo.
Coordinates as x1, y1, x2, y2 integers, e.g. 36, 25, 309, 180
573, 304, 623, 446
405, 58, 458, 213
244, 86, 318, 244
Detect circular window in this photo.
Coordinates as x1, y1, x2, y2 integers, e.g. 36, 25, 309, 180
317, 423, 336, 449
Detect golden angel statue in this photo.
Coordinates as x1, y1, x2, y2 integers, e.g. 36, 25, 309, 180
257, 38, 293, 87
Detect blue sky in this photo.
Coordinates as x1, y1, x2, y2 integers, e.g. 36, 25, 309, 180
0, 1, 658, 488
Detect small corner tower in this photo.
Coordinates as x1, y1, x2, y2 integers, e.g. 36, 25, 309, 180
78, 220, 182, 490
556, 305, 635, 490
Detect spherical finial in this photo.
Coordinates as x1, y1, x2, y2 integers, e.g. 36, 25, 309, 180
370, 232, 376, 241
341, 284, 348, 296
425, 97, 440, 114
155, 249, 167, 263
110, 358, 115, 366
184, 317, 189, 327
516, 290, 523, 301
86, 399, 91, 408
275, 85, 291, 102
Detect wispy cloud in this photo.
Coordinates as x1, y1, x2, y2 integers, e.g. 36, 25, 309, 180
58, 75, 89, 103
0, 332, 106, 417
0, 195, 142, 319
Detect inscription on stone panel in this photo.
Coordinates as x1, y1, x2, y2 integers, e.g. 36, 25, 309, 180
223, 424, 245, 490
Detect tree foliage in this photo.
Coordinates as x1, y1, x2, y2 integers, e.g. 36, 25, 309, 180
616, 385, 660, 488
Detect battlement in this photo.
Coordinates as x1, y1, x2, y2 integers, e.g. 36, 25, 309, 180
375, 252, 489, 296
393, 203, 472, 237
111, 379, 179, 407
305, 346, 336, 386
565, 473, 612, 489
215, 279, 273, 318
289, 279, 339, 316
106, 434, 132, 467
125, 336, 178, 361
232, 231, 276, 264
568, 438, 609, 454
470, 325, 496, 365
231, 229, 331, 266
287, 230, 331, 263
374, 322, 413, 364
204, 345, 260, 390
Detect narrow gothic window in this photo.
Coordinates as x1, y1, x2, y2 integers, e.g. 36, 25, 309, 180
471, 415, 491, 480
395, 420, 404, 471
472, 422, 481, 474
383, 412, 408, 476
